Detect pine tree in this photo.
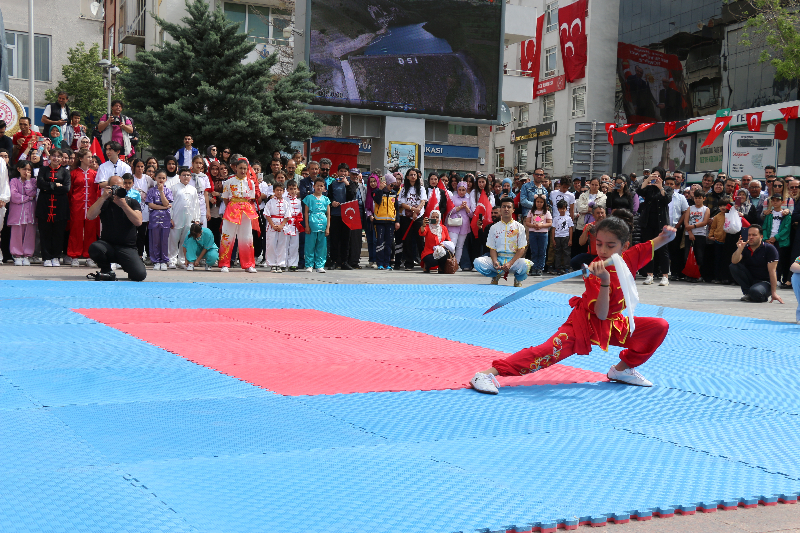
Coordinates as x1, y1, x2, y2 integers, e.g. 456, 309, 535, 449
119, 0, 321, 160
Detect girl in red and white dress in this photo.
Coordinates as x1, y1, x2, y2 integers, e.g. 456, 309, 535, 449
219, 158, 259, 273
470, 216, 676, 394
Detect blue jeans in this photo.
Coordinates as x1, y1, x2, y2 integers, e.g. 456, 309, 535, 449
793, 272, 800, 322
529, 231, 548, 271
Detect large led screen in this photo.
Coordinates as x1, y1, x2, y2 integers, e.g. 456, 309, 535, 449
306, 0, 504, 121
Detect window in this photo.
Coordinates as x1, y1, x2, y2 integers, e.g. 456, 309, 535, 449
495, 147, 505, 174
569, 134, 575, 166
545, 2, 559, 33
542, 94, 555, 123
692, 82, 720, 109
544, 46, 557, 77
541, 139, 554, 169
517, 105, 529, 128
571, 85, 586, 118
516, 145, 527, 171
5, 31, 51, 82
223, 2, 292, 46
448, 124, 478, 136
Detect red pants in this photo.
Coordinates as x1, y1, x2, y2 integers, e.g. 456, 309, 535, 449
67, 214, 99, 258
493, 317, 669, 376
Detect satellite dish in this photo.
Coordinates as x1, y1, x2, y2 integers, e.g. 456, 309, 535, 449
90, 0, 104, 18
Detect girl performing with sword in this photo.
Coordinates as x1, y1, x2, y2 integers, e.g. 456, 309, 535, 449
471, 215, 677, 394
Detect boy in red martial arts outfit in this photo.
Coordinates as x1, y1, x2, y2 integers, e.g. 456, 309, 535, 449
471, 216, 677, 394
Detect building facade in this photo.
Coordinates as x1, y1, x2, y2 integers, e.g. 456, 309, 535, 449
0, 0, 104, 124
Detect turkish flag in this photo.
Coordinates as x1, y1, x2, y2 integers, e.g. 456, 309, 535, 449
558, 0, 587, 82
470, 190, 493, 238
666, 119, 701, 141
628, 122, 655, 145
746, 112, 763, 132
664, 121, 679, 138
701, 116, 732, 147
780, 105, 798, 122
341, 200, 361, 230
425, 181, 455, 220
605, 123, 617, 145
90, 137, 106, 164
520, 14, 545, 96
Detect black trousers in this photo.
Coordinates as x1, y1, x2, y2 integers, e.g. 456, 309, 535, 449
668, 232, 685, 278
329, 215, 350, 266
641, 225, 669, 276
729, 262, 770, 301
208, 217, 222, 247
684, 235, 706, 276
398, 216, 423, 268
136, 222, 148, 257
88, 240, 147, 281
348, 226, 362, 266
39, 219, 67, 261
422, 253, 449, 272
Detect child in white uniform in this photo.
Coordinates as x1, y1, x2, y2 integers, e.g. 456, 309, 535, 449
285, 180, 303, 271
168, 168, 200, 268
263, 182, 290, 272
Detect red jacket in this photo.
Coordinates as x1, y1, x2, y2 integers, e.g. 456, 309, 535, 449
69, 167, 99, 217
419, 224, 451, 260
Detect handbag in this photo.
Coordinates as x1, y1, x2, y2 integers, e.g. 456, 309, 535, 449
682, 246, 701, 279
447, 212, 463, 226
443, 252, 458, 274
723, 210, 742, 234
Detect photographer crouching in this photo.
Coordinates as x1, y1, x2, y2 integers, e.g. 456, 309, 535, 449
85, 175, 146, 281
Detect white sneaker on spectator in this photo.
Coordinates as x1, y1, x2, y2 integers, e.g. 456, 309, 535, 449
186, 263, 194, 271
659, 276, 669, 286
71, 257, 81, 267
14, 257, 23, 266
22, 257, 31, 266
43, 259, 52, 267
317, 267, 326, 273
304, 267, 313, 272
643, 274, 654, 285
275, 267, 283, 273
168, 262, 177, 269
470, 372, 501, 394
607, 365, 652, 387
740, 295, 751, 302
246, 266, 258, 273
221, 267, 229, 273
111, 263, 119, 271
52, 258, 60, 267
86, 258, 97, 268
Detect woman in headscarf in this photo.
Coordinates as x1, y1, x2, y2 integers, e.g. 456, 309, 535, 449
419, 209, 454, 273
47, 125, 67, 151
364, 173, 380, 268
446, 180, 474, 271
204, 145, 219, 168
207, 160, 225, 246
163, 155, 179, 185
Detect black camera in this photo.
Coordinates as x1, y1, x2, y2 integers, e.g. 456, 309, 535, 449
109, 185, 128, 199
87, 271, 116, 281
111, 115, 122, 125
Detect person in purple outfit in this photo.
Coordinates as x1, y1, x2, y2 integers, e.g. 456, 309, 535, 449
146, 168, 173, 270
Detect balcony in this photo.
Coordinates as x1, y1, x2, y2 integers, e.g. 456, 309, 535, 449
120, 5, 146, 46
502, 71, 534, 108
504, 4, 538, 46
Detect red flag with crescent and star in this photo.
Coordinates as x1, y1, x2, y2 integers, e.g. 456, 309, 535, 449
470, 190, 493, 238
628, 122, 655, 145
701, 116, 733, 147
520, 14, 544, 97
557, 0, 587, 82
341, 200, 362, 230
746, 112, 763, 132
780, 105, 798, 122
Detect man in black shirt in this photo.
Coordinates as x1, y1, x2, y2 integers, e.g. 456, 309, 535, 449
730, 225, 783, 303
0, 121, 13, 156
85, 175, 146, 281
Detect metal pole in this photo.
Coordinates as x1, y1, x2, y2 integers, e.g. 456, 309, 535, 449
107, 44, 112, 116
28, 0, 35, 125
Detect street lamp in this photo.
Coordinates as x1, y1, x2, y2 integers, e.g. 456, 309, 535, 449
96, 58, 120, 116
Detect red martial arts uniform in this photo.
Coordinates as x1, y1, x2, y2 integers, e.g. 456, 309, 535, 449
67, 167, 99, 259
493, 240, 669, 376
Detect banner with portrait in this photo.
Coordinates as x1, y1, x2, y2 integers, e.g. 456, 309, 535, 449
617, 43, 690, 124
620, 137, 692, 176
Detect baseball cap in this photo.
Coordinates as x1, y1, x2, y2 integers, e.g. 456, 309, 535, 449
349, 167, 359, 174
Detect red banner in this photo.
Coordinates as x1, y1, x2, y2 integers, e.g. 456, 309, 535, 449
534, 75, 566, 97
520, 14, 544, 98
779, 105, 798, 122
701, 116, 732, 148
665, 119, 701, 141
558, 0, 587, 82
746, 112, 763, 132
628, 122, 655, 144
470, 190, 493, 238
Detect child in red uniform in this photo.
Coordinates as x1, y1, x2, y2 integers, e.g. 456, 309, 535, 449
471, 217, 677, 394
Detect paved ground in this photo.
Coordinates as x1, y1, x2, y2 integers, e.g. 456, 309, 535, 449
1, 260, 796, 323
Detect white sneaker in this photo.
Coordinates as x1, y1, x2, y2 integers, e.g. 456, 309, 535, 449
220, 267, 229, 273
304, 267, 313, 272
86, 259, 97, 268
14, 257, 23, 266
317, 267, 326, 273
52, 258, 60, 267
275, 267, 283, 273
71, 258, 81, 267
168, 262, 177, 269
246, 266, 258, 273
470, 372, 501, 395
43, 259, 52, 267
22, 257, 31, 266
186, 263, 194, 271
659, 276, 669, 286
607, 365, 653, 387
368, 262, 377, 268
643, 274, 654, 285
110, 262, 119, 270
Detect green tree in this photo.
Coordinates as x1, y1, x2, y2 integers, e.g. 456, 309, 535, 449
119, 0, 322, 160
738, 0, 800, 82
45, 42, 129, 132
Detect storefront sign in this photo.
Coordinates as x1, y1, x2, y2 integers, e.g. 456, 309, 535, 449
510, 121, 557, 144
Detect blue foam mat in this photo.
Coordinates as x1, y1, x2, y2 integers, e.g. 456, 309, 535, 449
0, 280, 799, 532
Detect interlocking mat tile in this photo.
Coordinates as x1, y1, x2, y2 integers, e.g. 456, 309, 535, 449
0, 280, 798, 533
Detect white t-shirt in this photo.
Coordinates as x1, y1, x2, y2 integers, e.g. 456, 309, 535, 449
770, 210, 783, 238
549, 190, 575, 211
552, 212, 574, 238
686, 205, 708, 237
95, 159, 132, 184
398, 185, 427, 219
